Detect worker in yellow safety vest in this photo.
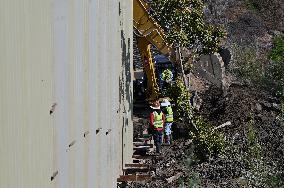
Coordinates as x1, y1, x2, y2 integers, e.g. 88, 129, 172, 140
160, 69, 173, 95
161, 68, 173, 83
161, 99, 173, 144
149, 102, 165, 153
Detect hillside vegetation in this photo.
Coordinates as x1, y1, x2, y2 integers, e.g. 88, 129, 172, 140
131, 1, 284, 187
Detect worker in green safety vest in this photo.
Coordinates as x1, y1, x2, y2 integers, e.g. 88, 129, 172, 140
161, 68, 173, 83
160, 68, 173, 94
161, 98, 173, 144
149, 102, 165, 154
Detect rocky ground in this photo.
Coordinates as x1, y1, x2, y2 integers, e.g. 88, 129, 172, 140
128, 1, 284, 187
195, 82, 284, 187
128, 76, 284, 188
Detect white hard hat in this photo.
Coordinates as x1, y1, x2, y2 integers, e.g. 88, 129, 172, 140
150, 105, 160, 110
161, 99, 171, 107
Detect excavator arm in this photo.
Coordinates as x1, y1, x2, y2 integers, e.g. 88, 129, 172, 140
136, 37, 160, 101
133, 0, 171, 56
133, 0, 173, 102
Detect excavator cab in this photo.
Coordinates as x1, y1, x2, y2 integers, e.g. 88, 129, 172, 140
134, 0, 176, 103
133, 54, 176, 102
154, 55, 176, 95
154, 55, 175, 82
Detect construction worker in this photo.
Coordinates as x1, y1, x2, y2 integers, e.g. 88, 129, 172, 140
161, 68, 173, 83
149, 101, 165, 154
160, 68, 173, 95
161, 99, 173, 144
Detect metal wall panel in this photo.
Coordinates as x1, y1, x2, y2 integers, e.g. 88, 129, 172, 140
0, 0, 54, 187
0, 0, 133, 188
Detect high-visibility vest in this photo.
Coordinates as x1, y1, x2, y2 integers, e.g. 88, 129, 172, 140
162, 69, 173, 82
153, 111, 163, 129
165, 106, 173, 122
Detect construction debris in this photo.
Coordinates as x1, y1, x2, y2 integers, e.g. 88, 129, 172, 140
128, 82, 284, 187
213, 121, 231, 130
166, 172, 183, 183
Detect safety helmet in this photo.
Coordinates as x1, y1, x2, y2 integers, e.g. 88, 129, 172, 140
161, 99, 171, 107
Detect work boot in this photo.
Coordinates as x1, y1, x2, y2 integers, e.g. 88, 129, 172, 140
164, 135, 170, 145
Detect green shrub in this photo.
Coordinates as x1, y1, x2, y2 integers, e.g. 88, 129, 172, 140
268, 35, 284, 90
186, 172, 202, 188
150, 0, 225, 53
269, 35, 284, 63
244, 0, 261, 11
231, 44, 266, 84
165, 76, 193, 121
165, 77, 225, 159
281, 93, 284, 131
191, 116, 225, 159
230, 39, 284, 94
247, 114, 262, 159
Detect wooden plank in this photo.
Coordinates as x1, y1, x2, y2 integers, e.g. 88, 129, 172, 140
125, 164, 149, 168
135, 138, 151, 142
134, 145, 150, 148
213, 121, 231, 131
123, 168, 150, 174
132, 155, 153, 159
133, 141, 144, 145
133, 146, 150, 150
133, 143, 153, 147
117, 175, 151, 182
124, 163, 156, 172
132, 155, 163, 159
166, 172, 183, 183
133, 141, 152, 145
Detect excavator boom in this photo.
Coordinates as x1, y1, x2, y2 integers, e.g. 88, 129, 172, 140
133, 0, 173, 102
133, 0, 172, 56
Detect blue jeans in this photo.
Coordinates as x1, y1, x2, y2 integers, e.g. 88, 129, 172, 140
152, 130, 163, 153
164, 122, 173, 136
153, 130, 163, 145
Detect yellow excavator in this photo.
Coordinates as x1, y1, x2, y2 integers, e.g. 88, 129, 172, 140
133, 0, 175, 103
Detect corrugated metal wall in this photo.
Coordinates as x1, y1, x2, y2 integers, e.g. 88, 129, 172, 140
0, 0, 133, 188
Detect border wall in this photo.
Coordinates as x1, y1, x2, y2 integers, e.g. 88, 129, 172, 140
0, 1, 133, 187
